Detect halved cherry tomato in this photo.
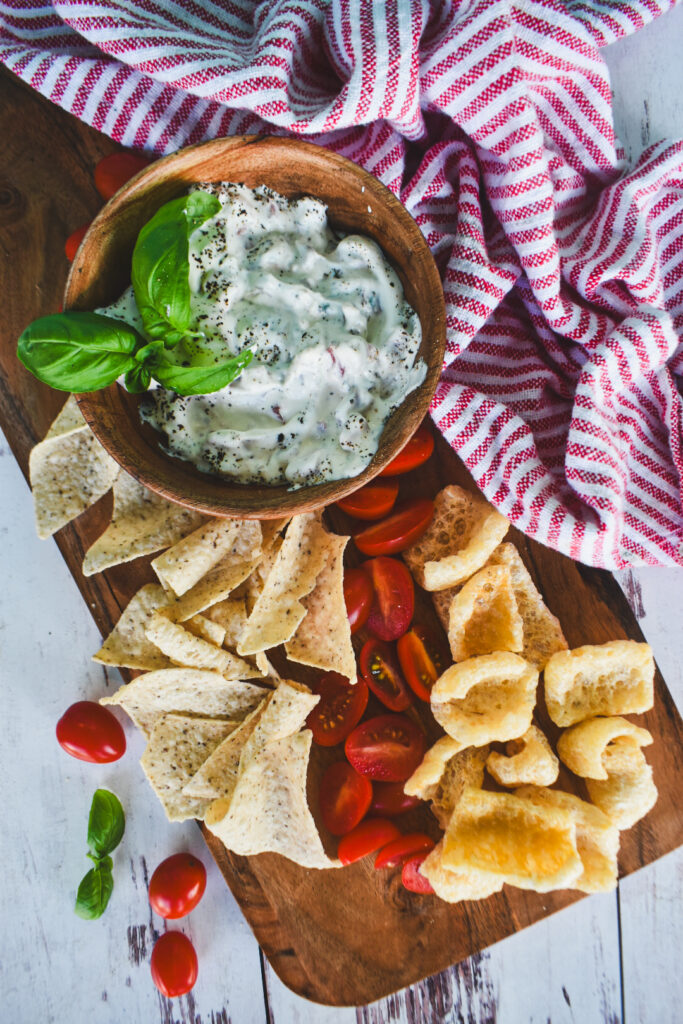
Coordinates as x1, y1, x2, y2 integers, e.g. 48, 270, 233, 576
337, 818, 401, 865
148, 853, 207, 920
370, 781, 422, 817
336, 479, 399, 521
364, 557, 414, 641
380, 424, 434, 477
359, 639, 412, 712
374, 832, 435, 869
343, 567, 373, 634
307, 672, 368, 746
319, 762, 372, 835
94, 151, 150, 200
345, 714, 426, 782
402, 853, 435, 894
65, 223, 90, 262
397, 625, 447, 702
354, 499, 434, 556
56, 701, 126, 763
150, 931, 198, 997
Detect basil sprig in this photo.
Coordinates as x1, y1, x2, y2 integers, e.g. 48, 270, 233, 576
74, 789, 125, 921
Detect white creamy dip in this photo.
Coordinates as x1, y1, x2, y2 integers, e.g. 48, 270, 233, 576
101, 182, 426, 487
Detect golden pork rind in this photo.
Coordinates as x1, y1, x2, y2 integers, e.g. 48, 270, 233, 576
586, 741, 658, 829
403, 485, 509, 591
441, 787, 583, 892
285, 532, 356, 682
93, 583, 173, 671
447, 564, 523, 662
404, 736, 489, 829
557, 716, 653, 780
515, 787, 619, 893
152, 519, 262, 596
486, 725, 559, 787
431, 652, 537, 747
30, 395, 120, 540
419, 839, 503, 903
544, 640, 654, 727
82, 473, 203, 575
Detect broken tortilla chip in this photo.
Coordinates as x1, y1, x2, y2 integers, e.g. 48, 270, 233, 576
146, 607, 261, 677
544, 640, 654, 727
447, 564, 524, 662
184, 699, 270, 808
152, 518, 262, 596
93, 583, 173, 671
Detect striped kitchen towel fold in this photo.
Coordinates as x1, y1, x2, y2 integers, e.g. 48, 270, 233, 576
1, 0, 682, 568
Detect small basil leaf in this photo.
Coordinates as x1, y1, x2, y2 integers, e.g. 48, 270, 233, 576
131, 192, 220, 345
75, 863, 114, 920
87, 789, 125, 859
124, 364, 152, 393
17, 312, 143, 392
152, 349, 253, 396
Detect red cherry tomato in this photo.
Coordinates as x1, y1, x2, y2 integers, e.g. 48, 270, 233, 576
364, 556, 414, 641
402, 853, 435, 894
380, 424, 434, 477
336, 479, 399, 520
65, 223, 90, 262
374, 832, 435, 869
354, 499, 434, 556
148, 853, 207, 920
337, 819, 401, 865
345, 714, 426, 782
359, 639, 413, 712
56, 701, 126, 763
370, 781, 422, 817
150, 931, 198, 998
319, 762, 372, 835
307, 672, 368, 746
343, 567, 373, 634
94, 151, 150, 200
397, 625, 447, 702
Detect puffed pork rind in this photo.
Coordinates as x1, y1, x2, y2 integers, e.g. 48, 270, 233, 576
486, 725, 559, 787
447, 564, 523, 662
586, 741, 658, 830
419, 838, 503, 903
404, 736, 489, 828
515, 787, 619, 893
431, 652, 538, 747
403, 485, 509, 591
544, 640, 654, 727
557, 716, 653, 780
441, 787, 583, 892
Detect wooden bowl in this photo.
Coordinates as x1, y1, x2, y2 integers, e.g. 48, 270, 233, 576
70, 137, 446, 518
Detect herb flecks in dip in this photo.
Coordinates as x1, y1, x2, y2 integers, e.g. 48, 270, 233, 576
102, 183, 426, 487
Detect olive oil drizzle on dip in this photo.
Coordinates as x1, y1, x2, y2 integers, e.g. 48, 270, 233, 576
100, 183, 426, 488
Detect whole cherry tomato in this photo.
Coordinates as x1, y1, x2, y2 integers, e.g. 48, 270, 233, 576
150, 931, 198, 998
343, 567, 373, 634
307, 672, 368, 746
397, 625, 447, 702
380, 424, 434, 477
337, 819, 401, 865
374, 833, 435, 869
345, 714, 426, 782
336, 479, 399, 520
56, 701, 126, 763
402, 853, 435, 894
354, 499, 434, 556
359, 639, 413, 712
364, 556, 414, 641
370, 781, 421, 817
65, 223, 90, 262
319, 762, 372, 835
149, 853, 207, 920
94, 151, 150, 200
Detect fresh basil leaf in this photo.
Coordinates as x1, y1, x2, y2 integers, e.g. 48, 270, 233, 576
17, 312, 143, 392
151, 349, 253, 396
87, 789, 125, 859
75, 863, 114, 920
124, 364, 152, 393
131, 192, 220, 346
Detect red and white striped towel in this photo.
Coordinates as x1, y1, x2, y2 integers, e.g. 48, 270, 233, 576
2, 0, 682, 568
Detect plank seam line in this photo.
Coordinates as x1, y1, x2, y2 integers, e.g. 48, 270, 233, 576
259, 947, 274, 1024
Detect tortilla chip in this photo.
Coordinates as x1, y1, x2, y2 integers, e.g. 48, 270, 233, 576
405, 737, 489, 829
185, 614, 226, 648
152, 518, 261, 596
82, 472, 203, 575
557, 716, 653, 780
486, 725, 559, 788
586, 741, 658, 829
204, 597, 248, 648
93, 583, 173, 671
141, 713, 237, 821
184, 699, 270, 807
420, 839, 503, 903
146, 607, 260, 677
448, 564, 524, 662
100, 668, 266, 736
285, 532, 356, 681
245, 535, 284, 614
544, 640, 654, 727
30, 395, 119, 539
237, 513, 332, 655
403, 485, 509, 591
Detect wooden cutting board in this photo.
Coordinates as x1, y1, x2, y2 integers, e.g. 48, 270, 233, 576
2, 67, 682, 1007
